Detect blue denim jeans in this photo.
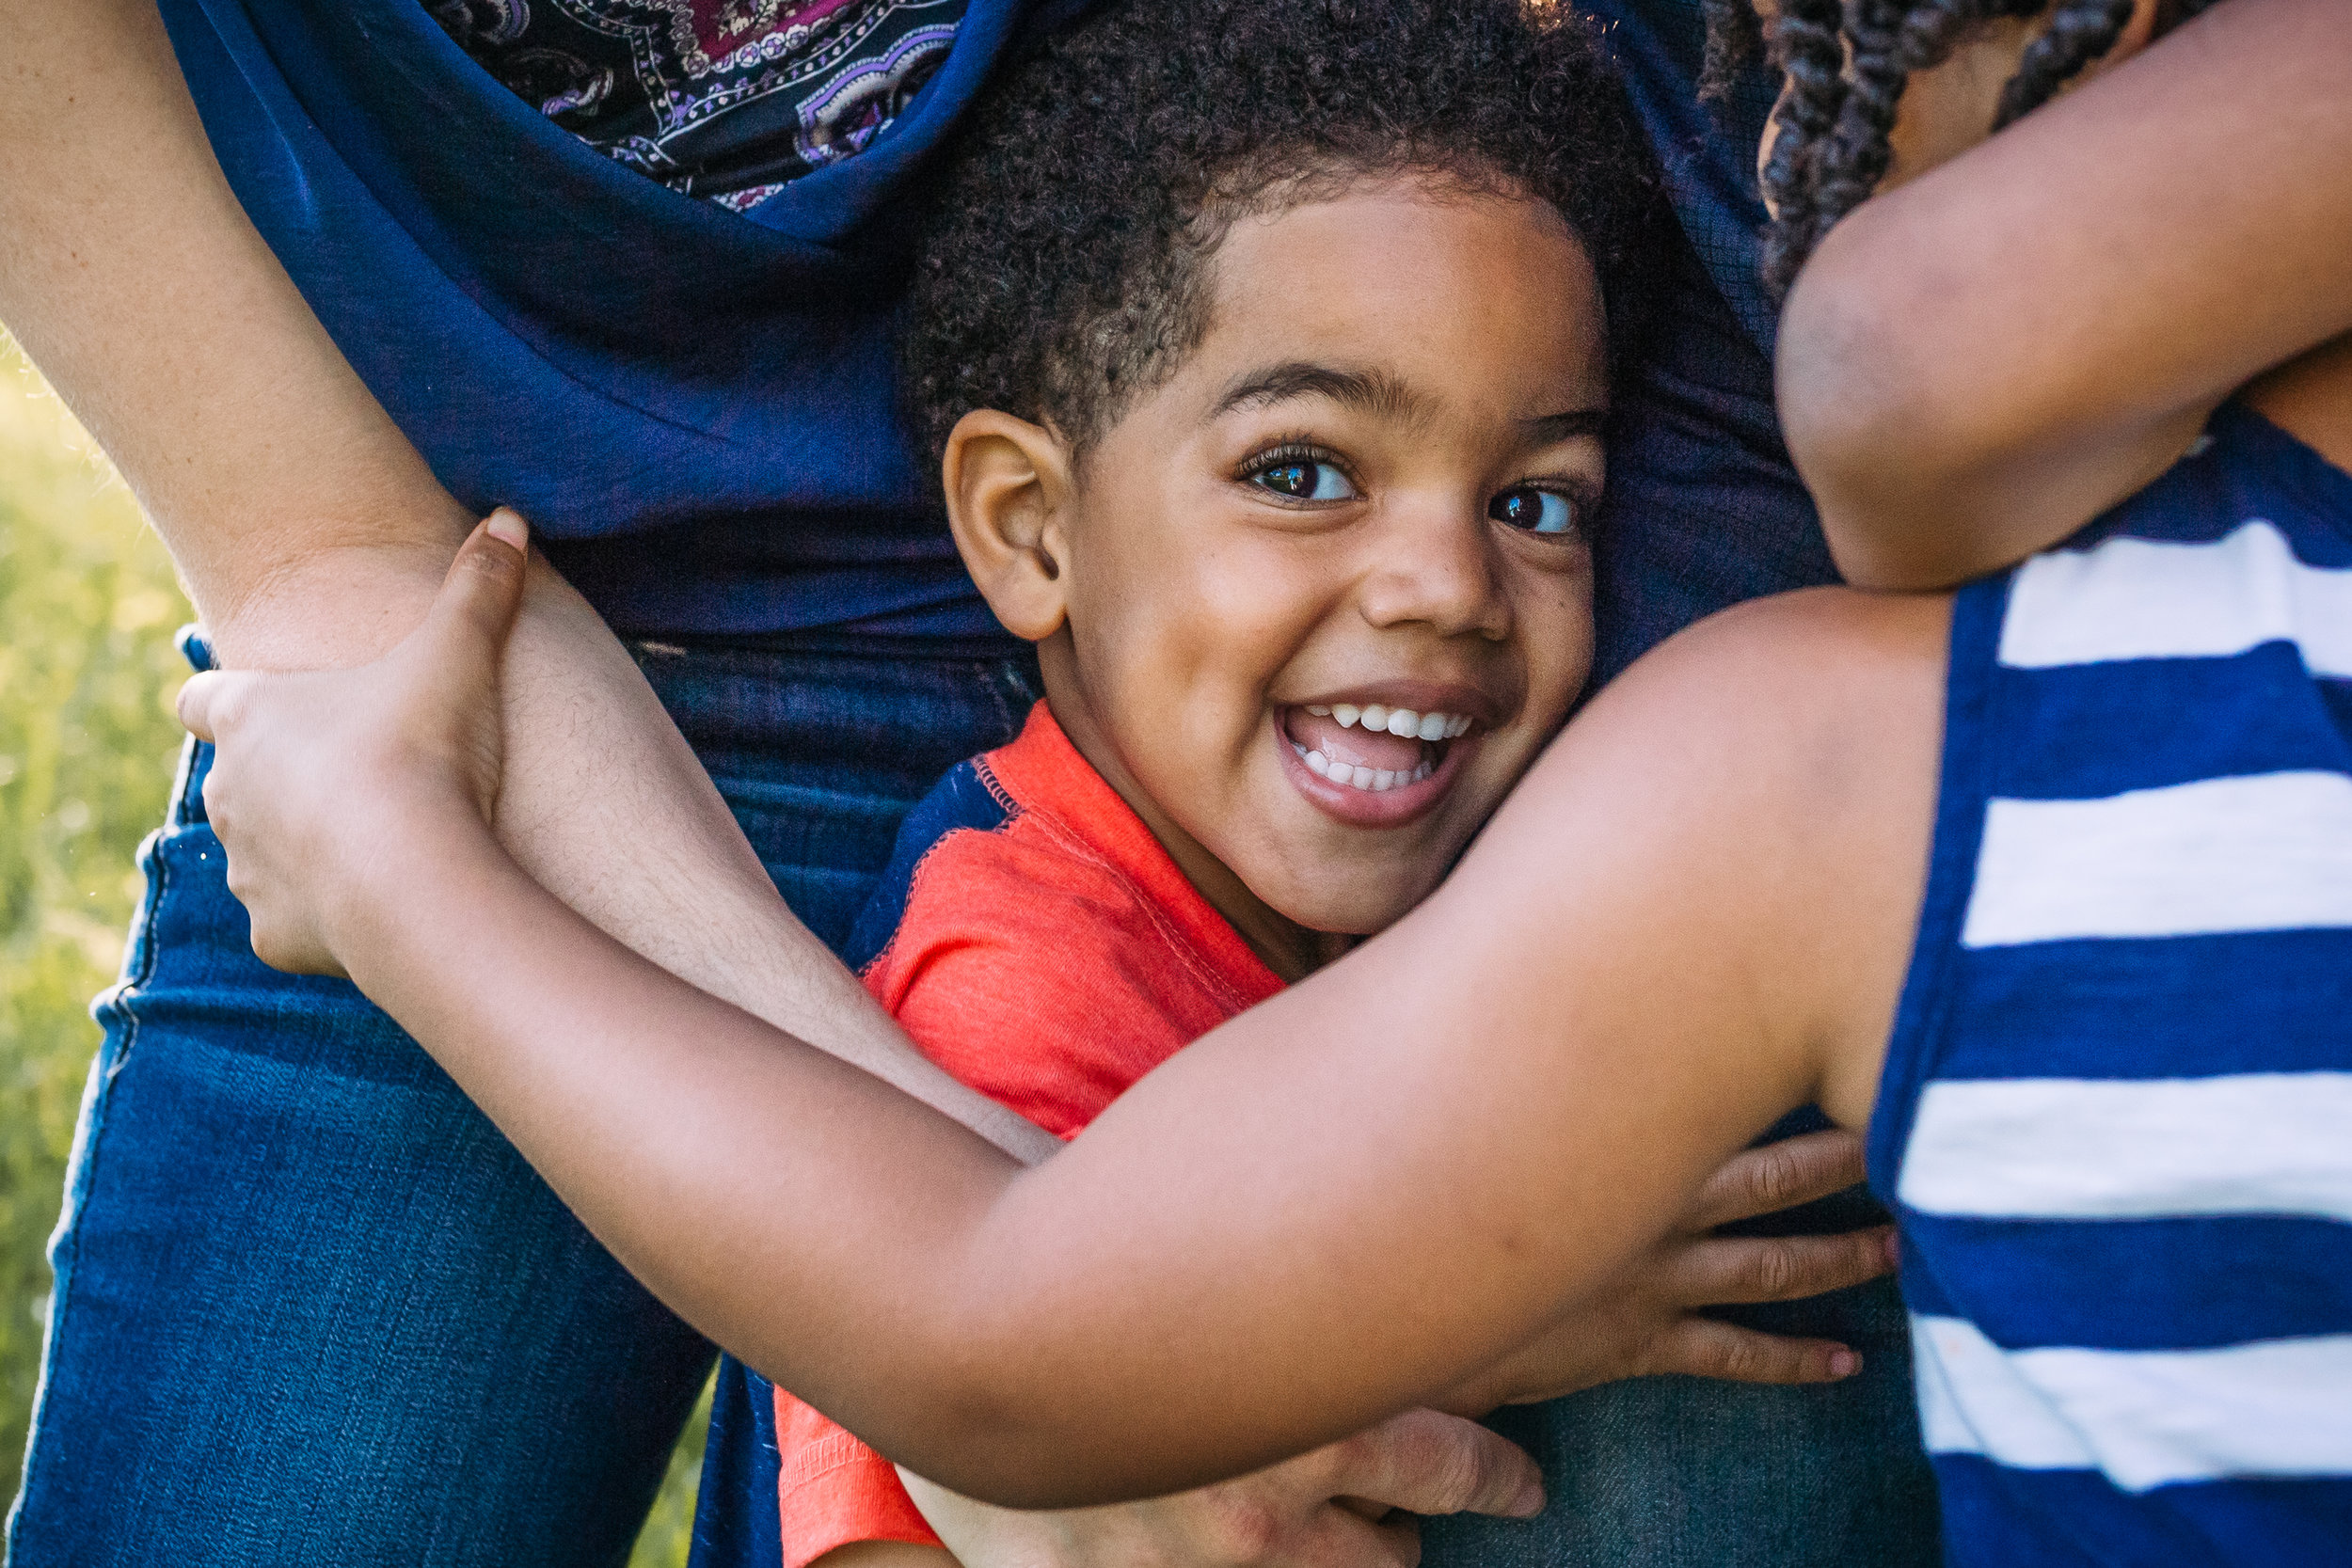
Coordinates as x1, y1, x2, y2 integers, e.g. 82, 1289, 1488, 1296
6, 631, 1041, 1567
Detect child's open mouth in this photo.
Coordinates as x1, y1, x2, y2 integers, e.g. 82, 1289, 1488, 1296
1275, 700, 1482, 827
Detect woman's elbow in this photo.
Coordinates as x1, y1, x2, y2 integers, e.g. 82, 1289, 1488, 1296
1776, 235, 1993, 590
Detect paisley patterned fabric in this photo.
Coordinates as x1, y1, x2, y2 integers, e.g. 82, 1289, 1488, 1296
425, 0, 967, 209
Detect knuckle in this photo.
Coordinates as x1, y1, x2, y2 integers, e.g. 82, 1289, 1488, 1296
1200, 1491, 1287, 1563
1744, 1146, 1804, 1212
1410, 1426, 1490, 1513
1748, 1242, 1802, 1300
1715, 1335, 1770, 1383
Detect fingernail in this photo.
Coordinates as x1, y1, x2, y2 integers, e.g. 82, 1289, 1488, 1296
1830, 1349, 1861, 1379
1508, 1477, 1546, 1518
484, 509, 528, 550
1883, 1229, 1902, 1267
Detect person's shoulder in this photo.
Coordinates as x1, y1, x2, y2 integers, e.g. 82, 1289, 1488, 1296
1456, 586, 1949, 1117
845, 756, 1020, 974
1591, 585, 1951, 790
859, 760, 1242, 1138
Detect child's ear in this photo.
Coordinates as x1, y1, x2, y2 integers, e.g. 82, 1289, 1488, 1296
943, 409, 1077, 643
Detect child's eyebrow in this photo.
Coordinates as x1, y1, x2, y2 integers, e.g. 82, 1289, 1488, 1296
1524, 408, 1607, 443
1211, 361, 1427, 423
1211, 362, 1606, 448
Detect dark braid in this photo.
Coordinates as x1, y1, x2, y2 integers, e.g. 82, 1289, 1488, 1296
1755, 0, 1851, 293
1711, 0, 2230, 295
1809, 0, 1916, 244
1994, 0, 2135, 127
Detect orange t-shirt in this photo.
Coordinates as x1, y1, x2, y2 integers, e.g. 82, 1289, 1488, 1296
771, 703, 1284, 1568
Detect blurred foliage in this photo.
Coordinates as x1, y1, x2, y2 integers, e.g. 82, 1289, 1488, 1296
0, 341, 705, 1560
0, 339, 190, 1492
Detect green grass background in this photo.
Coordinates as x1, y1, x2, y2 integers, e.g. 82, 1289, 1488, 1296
0, 340, 704, 1564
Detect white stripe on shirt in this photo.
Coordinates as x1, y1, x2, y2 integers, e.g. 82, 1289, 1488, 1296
1913, 1316, 2352, 1492
1899, 1073, 2352, 1221
1963, 771, 2352, 947
1999, 520, 2352, 676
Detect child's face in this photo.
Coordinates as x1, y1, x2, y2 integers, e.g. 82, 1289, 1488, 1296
959, 177, 1606, 960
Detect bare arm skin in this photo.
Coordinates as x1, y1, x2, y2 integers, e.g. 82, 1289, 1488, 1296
1777, 0, 2352, 589
181, 527, 1943, 1509
0, 0, 1055, 1162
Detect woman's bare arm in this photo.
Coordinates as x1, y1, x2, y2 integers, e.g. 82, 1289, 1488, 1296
0, 0, 1056, 1160
182, 530, 1943, 1509
1777, 0, 2352, 590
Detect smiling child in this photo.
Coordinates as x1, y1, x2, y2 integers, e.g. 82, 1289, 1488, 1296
735, 4, 1665, 1560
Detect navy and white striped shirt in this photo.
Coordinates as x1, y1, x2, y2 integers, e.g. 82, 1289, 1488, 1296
1870, 402, 2352, 1565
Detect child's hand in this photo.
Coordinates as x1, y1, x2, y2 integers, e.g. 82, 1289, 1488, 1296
1450, 1129, 1896, 1409
176, 511, 530, 976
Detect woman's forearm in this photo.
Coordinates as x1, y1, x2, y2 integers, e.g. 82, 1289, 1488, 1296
0, 0, 1054, 1162
1776, 0, 2352, 589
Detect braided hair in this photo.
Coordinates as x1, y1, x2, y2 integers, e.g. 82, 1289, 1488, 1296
1699, 0, 2222, 295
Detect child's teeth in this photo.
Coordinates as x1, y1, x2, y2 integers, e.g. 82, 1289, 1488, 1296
1299, 703, 1476, 740
1299, 754, 1440, 792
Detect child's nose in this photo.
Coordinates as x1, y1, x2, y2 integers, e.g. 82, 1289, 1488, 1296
1355, 504, 1513, 641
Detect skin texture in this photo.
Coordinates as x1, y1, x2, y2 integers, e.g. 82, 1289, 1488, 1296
1771, 0, 2352, 587
946, 182, 1608, 976
174, 0, 2352, 1513
0, 7, 1899, 1561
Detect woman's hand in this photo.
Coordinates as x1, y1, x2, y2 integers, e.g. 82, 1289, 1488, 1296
177, 512, 532, 975
1448, 1128, 1893, 1411
904, 1406, 1542, 1568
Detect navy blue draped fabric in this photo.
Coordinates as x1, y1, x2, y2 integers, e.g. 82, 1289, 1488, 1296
157, 0, 1096, 637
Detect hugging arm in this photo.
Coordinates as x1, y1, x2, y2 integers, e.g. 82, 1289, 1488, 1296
0, 0, 1054, 1161
1777, 0, 2352, 589
184, 529, 1941, 1510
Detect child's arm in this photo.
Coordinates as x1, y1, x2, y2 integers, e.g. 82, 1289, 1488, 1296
181, 524, 1932, 1509
1776, 0, 2352, 590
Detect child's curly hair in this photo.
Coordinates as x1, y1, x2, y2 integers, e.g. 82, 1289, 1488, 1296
900, 0, 1669, 465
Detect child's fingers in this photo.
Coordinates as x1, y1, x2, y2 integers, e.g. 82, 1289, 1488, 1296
1645, 1317, 1865, 1387
421, 509, 531, 675
1684, 1128, 1867, 1231
1669, 1225, 1897, 1309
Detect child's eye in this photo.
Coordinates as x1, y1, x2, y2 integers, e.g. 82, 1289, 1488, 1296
1248, 456, 1358, 502
1488, 485, 1581, 538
